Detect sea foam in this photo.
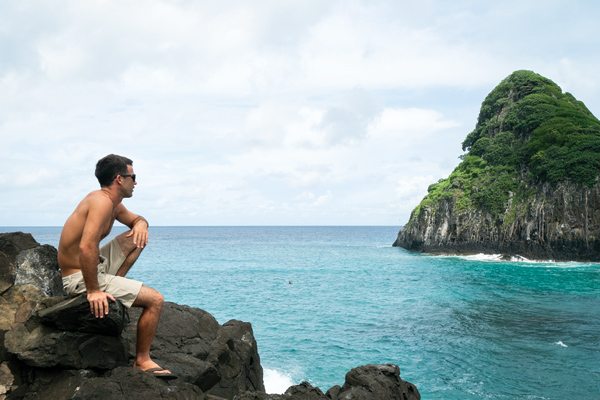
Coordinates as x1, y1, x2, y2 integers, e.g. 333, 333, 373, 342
264, 368, 295, 394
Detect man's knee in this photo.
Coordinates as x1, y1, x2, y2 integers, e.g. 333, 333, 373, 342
117, 232, 145, 255
133, 286, 164, 309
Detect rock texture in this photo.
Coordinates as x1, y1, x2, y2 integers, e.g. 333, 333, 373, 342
1, 232, 420, 399
235, 364, 420, 400
394, 71, 600, 261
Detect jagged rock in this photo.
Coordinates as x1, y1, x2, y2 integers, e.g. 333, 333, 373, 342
0, 252, 14, 295
0, 362, 14, 399
206, 320, 265, 398
235, 381, 327, 400
38, 294, 130, 336
0, 233, 39, 261
123, 305, 264, 399
5, 322, 129, 369
236, 364, 420, 400
15, 245, 63, 297
335, 364, 420, 400
19, 367, 204, 400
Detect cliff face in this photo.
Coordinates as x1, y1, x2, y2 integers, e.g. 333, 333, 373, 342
394, 71, 600, 261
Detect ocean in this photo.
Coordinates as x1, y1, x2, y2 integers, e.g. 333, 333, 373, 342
1, 226, 599, 399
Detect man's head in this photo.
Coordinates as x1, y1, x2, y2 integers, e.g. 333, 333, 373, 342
95, 154, 134, 187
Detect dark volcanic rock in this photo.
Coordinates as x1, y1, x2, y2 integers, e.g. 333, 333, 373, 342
38, 294, 130, 336
335, 364, 420, 400
0, 233, 39, 260
15, 245, 63, 297
206, 320, 264, 398
235, 364, 420, 400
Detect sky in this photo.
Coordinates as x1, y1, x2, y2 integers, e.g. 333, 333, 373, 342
1, 0, 599, 226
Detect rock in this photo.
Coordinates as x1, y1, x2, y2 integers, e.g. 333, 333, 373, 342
15, 245, 63, 297
38, 294, 130, 336
5, 322, 129, 369
235, 365, 420, 400
0, 233, 39, 261
336, 364, 420, 400
71, 367, 205, 400
206, 320, 265, 398
0, 252, 14, 295
0, 362, 14, 398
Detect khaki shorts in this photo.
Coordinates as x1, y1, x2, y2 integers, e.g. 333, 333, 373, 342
62, 238, 143, 308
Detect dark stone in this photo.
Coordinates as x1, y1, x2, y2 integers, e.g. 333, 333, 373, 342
336, 364, 420, 400
38, 294, 130, 336
283, 381, 328, 399
206, 319, 265, 398
71, 367, 205, 400
15, 244, 64, 297
5, 321, 129, 369
0, 233, 39, 261
0, 251, 15, 295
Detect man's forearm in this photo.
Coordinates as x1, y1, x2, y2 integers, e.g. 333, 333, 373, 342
79, 248, 101, 292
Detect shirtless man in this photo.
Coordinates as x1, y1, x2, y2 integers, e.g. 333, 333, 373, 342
57, 154, 174, 379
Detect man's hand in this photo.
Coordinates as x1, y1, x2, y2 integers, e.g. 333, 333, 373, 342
126, 219, 148, 248
87, 290, 116, 318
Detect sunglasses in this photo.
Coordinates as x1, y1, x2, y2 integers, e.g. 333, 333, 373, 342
120, 173, 136, 182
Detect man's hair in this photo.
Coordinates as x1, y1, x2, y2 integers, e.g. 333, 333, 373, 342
95, 154, 133, 187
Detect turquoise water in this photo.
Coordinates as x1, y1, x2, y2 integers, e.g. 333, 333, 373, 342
2, 226, 599, 399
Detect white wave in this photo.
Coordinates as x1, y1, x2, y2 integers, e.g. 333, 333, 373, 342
264, 368, 295, 394
555, 341, 568, 348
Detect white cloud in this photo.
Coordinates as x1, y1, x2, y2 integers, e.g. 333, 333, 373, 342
0, 0, 599, 225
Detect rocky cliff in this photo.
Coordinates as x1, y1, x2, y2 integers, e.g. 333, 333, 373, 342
0, 232, 420, 400
394, 70, 600, 261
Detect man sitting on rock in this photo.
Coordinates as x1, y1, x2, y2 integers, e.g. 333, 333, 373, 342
57, 154, 175, 379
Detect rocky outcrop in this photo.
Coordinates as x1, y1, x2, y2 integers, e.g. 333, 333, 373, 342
235, 364, 420, 400
394, 71, 600, 261
395, 182, 600, 260
1, 232, 420, 399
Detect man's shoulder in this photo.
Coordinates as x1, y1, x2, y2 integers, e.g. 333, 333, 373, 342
84, 190, 113, 209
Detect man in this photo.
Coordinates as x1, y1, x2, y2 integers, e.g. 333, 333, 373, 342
57, 154, 175, 379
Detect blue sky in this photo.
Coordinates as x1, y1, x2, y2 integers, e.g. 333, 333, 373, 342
1, 0, 599, 226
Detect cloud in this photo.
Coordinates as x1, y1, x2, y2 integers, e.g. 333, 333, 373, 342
0, 1, 599, 225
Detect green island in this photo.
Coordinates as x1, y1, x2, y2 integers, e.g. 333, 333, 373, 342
394, 70, 600, 261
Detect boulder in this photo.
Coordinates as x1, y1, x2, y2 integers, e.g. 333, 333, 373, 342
0, 252, 14, 295
15, 245, 63, 297
335, 364, 420, 400
206, 320, 264, 398
235, 381, 328, 400
0, 233, 39, 260
0, 232, 63, 298
38, 294, 130, 336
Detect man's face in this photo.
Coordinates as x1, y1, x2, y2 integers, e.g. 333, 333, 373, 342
120, 165, 137, 198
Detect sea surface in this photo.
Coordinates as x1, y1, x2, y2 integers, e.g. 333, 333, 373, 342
2, 226, 599, 399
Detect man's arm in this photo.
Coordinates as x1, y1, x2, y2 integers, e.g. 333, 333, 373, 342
115, 204, 149, 248
80, 196, 116, 318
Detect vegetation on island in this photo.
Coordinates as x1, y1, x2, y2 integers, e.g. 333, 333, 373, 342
413, 70, 600, 222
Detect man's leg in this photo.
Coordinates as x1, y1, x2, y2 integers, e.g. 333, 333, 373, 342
114, 231, 144, 277
132, 285, 171, 374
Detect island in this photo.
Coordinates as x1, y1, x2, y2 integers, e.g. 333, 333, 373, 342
394, 70, 600, 261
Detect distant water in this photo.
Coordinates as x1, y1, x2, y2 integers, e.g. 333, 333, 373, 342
2, 226, 599, 399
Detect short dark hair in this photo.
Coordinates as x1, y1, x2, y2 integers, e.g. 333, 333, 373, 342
95, 154, 133, 187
